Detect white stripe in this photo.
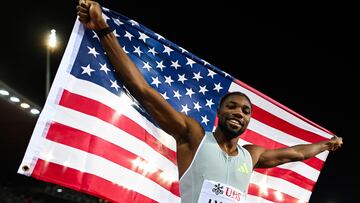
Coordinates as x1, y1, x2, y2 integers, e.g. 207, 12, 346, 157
248, 119, 327, 161
277, 162, 319, 182
18, 20, 84, 175
250, 171, 311, 202
64, 74, 177, 152
246, 195, 275, 203
53, 105, 178, 179
39, 140, 180, 203
229, 83, 333, 139
249, 118, 310, 145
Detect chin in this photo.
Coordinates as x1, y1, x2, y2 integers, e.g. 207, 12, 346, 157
219, 124, 243, 138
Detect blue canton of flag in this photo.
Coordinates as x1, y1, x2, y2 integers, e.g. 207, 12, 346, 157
71, 7, 234, 131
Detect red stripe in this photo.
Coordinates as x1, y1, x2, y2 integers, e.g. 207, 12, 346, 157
233, 79, 334, 135
59, 89, 177, 165
255, 168, 315, 191
242, 130, 325, 171
248, 183, 303, 203
46, 122, 180, 196
32, 159, 159, 203
252, 105, 329, 143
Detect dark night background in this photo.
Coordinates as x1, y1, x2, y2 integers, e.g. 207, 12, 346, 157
0, 1, 358, 202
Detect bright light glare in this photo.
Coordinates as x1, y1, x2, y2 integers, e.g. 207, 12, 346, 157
259, 181, 269, 196
0, 89, 9, 96
20, 103, 30, 108
48, 29, 57, 48
159, 171, 177, 183
10, 96, 20, 102
275, 190, 283, 201
132, 157, 157, 174
30, 108, 40, 114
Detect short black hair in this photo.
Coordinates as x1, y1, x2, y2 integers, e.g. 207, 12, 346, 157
218, 92, 252, 111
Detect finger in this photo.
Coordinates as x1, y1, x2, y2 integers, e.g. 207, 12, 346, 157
80, 1, 90, 9
77, 12, 89, 21
77, 5, 88, 13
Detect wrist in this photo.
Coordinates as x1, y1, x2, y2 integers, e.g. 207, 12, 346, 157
96, 27, 114, 39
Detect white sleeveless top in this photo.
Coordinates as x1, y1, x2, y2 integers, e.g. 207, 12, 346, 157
180, 132, 253, 203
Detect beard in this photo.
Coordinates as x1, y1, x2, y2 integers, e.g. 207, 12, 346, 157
217, 119, 246, 139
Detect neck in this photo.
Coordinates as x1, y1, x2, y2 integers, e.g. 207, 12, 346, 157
213, 128, 240, 156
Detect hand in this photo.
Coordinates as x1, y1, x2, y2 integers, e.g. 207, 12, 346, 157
77, 0, 108, 31
327, 136, 343, 151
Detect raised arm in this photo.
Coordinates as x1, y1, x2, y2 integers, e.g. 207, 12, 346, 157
76, 1, 204, 145
244, 136, 343, 168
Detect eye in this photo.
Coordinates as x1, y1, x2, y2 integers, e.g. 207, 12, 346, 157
243, 107, 251, 115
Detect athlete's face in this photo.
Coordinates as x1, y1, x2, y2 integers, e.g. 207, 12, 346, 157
217, 95, 252, 138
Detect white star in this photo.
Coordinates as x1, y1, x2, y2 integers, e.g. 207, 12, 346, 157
178, 74, 188, 84
151, 76, 161, 88
201, 115, 209, 125
110, 79, 120, 91
193, 72, 203, 82
87, 46, 99, 58
164, 75, 174, 86
185, 88, 195, 98
142, 62, 152, 72
186, 58, 196, 68
170, 60, 181, 69
205, 99, 214, 109
138, 32, 149, 43
156, 61, 166, 71
173, 90, 182, 100
112, 17, 124, 26
179, 47, 188, 53
223, 71, 230, 77
133, 46, 143, 56
163, 45, 174, 56
213, 82, 223, 93
202, 59, 210, 66
155, 33, 165, 40
113, 29, 120, 38
193, 102, 202, 112
122, 46, 129, 54
92, 31, 99, 40
199, 85, 208, 95
102, 13, 110, 22
124, 31, 134, 41
148, 47, 158, 56
99, 63, 110, 74
181, 104, 190, 115
161, 92, 169, 100
128, 19, 139, 26
207, 69, 216, 78
81, 64, 95, 76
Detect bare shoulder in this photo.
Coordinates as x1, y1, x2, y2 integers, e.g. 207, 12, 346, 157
243, 144, 264, 152
243, 144, 266, 167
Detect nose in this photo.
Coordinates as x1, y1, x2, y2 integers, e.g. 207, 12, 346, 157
232, 109, 244, 118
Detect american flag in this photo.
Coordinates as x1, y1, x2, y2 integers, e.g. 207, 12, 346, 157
19, 7, 334, 203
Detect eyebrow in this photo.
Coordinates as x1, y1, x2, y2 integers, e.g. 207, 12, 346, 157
228, 101, 251, 110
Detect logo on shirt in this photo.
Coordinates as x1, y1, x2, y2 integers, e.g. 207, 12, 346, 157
212, 183, 224, 195
238, 163, 249, 174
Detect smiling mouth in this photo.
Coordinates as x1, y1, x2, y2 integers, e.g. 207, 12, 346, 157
227, 119, 242, 128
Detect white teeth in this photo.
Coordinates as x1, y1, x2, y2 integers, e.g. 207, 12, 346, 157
228, 119, 241, 127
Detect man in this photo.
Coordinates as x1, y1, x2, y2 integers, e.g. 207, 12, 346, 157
77, 1, 343, 202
